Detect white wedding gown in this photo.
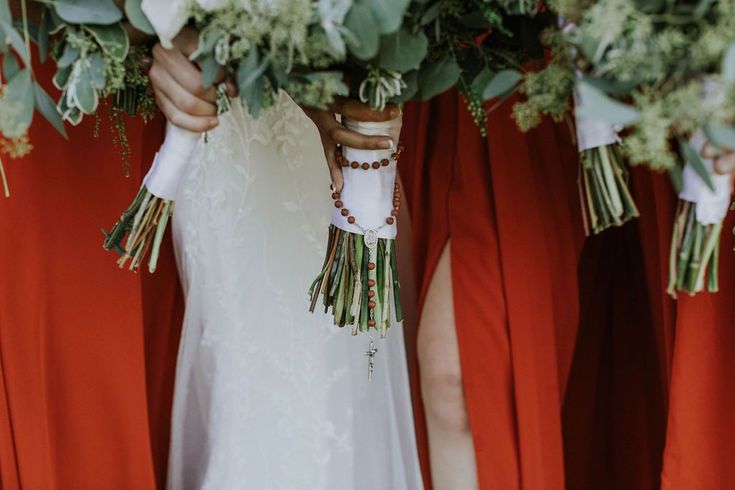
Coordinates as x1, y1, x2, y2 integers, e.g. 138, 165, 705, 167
168, 94, 423, 490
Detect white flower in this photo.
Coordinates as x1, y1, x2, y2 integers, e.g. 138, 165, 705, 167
141, 0, 193, 48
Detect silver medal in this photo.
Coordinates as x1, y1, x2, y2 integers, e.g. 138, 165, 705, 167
363, 229, 379, 249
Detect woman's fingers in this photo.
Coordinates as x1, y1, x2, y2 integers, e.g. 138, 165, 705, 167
322, 134, 344, 192
330, 97, 400, 122
714, 152, 735, 175
305, 108, 393, 150
153, 87, 219, 133
326, 125, 394, 150
149, 63, 218, 117
152, 43, 218, 104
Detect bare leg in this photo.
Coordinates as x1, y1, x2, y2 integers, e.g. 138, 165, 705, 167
418, 241, 478, 490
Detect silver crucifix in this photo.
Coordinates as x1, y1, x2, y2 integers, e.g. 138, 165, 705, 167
365, 338, 378, 382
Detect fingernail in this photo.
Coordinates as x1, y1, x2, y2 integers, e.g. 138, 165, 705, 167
389, 107, 400, 118
379, 139, 393, 150
209, 119, 219, 128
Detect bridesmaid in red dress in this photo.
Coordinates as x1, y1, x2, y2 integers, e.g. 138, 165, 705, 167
400, 90, 584, 489
635, 170, 735, 489
0, 71, 182, 487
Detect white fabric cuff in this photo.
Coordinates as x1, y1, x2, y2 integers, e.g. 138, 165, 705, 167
143, 122, 201, 201
331, 116, 403, 240
574, 88, 620, 152
679, 131, 734, 225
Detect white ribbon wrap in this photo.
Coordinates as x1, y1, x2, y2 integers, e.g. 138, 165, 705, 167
679, 131, 734, 225
573, 81, 620, 152
332, 116, 403, 240
143, 122, 201, 201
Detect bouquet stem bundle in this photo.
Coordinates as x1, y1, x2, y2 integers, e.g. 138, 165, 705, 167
308, 225, 402, 337
103, 122, 200, 273
667, 200, 722, 296
308, 116, 403, 337
103, 187, 173, 272
580, 144, 639, 235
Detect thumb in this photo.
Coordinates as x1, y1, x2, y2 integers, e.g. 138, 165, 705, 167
326, 145, 344, 193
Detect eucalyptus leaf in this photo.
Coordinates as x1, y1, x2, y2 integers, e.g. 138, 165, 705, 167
704, 123, 735, 152
64, 106, 83, 125
53, 0, 122, 25
418, 57, 460, 100
236, 49, 270, 91
240, 74, 265, 118
73, 77, 99, 115
34, 82, 67, 139
2, 52, 19, 80
575, 80, 640, 126
57, 43, 80, 68
0, 0, 10, 24
87, 51, 106, 89
419, 2, 440, 25
0, 19, 29, 65
201, 55, 220, 89
482, 69, 521, 100
344, 3, 379, 61
668, 162, 683, 194
84, 23, 129, 61
722, 42, 735, 83
366, 0, 410, 34
378, 28, 428, 72
4, 69, 34, 138
53, 64, 73, 89
124, 0, 154, 35
471, 68, 494, 96
679, 137, 714, 191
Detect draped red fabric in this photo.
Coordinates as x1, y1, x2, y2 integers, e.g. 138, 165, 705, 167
400, 91, 584, 489
0, 69, 181, 488
635, 171, 735, 489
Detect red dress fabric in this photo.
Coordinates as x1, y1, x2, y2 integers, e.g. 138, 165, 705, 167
0, 96, 182, 488
400, 91, 584, 489
635, 171, 735, 489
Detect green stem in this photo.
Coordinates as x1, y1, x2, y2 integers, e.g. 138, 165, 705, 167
0, 154, 9, 198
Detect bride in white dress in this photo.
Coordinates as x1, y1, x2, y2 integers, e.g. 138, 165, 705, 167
164, 77, 423, 487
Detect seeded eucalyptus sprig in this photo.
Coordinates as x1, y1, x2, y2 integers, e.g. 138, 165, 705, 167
0, 0, 156, 191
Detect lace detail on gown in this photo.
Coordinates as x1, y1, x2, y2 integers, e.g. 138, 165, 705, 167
169, 95, 423, 490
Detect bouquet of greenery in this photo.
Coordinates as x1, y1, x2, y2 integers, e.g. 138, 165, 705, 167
103, 0, 360, 273
504, 0, 735, 294
308, 0, 557, 340
0, 0, 155, 196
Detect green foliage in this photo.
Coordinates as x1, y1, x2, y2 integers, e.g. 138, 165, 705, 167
513, 0, 735, 173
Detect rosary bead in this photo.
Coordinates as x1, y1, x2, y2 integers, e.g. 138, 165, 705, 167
386, 217, 395, 225
368, 319, 376, 327
347, 216, 355, 224
361, 162, 370, 170
351, 161, 359, 169
341, 160, 349, 167
367, 262, 376, 271
368, 301, 376, 309
372, 161, 381, 169
381, 159, 390, 166
334, 200, 343, 208
367, 279, 376, 287
391, 209, 399, 217
341, 209, 349, 217
331, 192, 340, 200
367, 290, 375, 298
